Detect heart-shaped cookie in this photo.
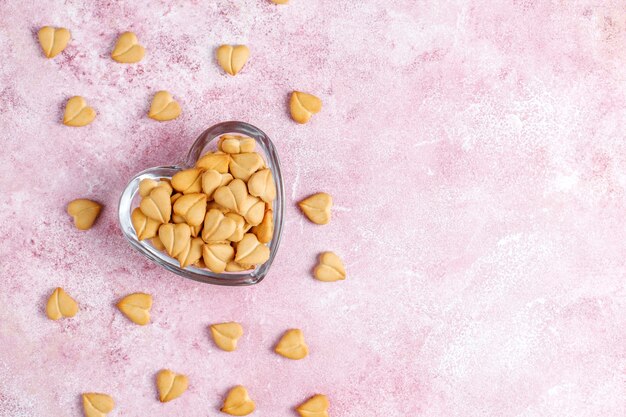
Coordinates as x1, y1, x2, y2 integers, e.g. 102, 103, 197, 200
140, 186, 171, 224
314, 252, 346, 282
296, 394, 330, 417
118, 122, 284, 286
38, 26, 71, 58
148, 90, 181, 121
156, 369, 188, 402
290, 91, 322, 124
216, 45, 250, 76
275, 328, 308, 360
116, 292, 152, 325
63, 96, 96, 127
202, 209, 237, 242
67, 198, 101, 230
214, 179, 265, 225
82, 393, 115, 417
46, 287, 78, 320
235, 233, 270, 265
172, 193, 207, 226
298, 192, 332, 225
221, 385, 255, 416
210, 322, 244, 351
111, 31, 145, 63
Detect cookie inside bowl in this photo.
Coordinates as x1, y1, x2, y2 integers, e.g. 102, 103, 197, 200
118, 122, 284, 286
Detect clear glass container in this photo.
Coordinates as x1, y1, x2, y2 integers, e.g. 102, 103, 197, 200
118, 121, 284, 286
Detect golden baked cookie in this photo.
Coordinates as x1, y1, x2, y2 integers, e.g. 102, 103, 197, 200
63, 96, 96, 127
111, 31, 145, 63
38, 26, 70, 58
210, 322, 244, 351
67, 198, 101, 230
221, 385, 255, 416
290, 91, 322, 124
116, 292, 152, 325
46, 287, 78, 320
156, 369, 188, 402
216, 45, 250, 76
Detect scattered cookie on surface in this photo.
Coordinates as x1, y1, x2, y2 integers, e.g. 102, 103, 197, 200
156, 369, 188, 402
298, 192, 332, 225
210, 322, 244, 352
63, 96, 96, 127
82, 393, 114, 417
67, 198, 101, 230
296, 394, 330, 417
111, 31, 145, 63
148, 90, 181, 121
271, 0, 289, 4
216, 45, 250, 76
46, 287, 78, 320
314, 252, 346, 282
116, 293, 152, 325
38, 26, 70, 58
275, 329, 308, 360
290, 91, 322, 124
221, 385, 255, 416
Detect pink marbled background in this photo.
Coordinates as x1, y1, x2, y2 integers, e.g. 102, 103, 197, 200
1, 0, 625, 416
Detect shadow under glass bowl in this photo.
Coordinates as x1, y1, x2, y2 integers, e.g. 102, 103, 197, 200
118, 121, 285, 286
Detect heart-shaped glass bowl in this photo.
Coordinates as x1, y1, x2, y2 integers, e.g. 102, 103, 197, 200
118, 121, 284, 286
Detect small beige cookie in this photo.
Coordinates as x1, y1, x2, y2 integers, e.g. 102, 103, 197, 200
196, 152, 230, 173
235, 233, 270, 265
290, 91, 322, 124
67, 198, 102, 230
225, 212, 247, 242
251, 210, 273, 243
173, 193, 207, 226
225, 261, 254, 272
140, 186, 172, 223
202, 242, 235, 273
216, 45, 250, 76
229, 153, 264, 181
201, 169, 232, 198
46, 287, 78, 320
148, 90, 181, 121
158, 223, 191, 258
111, 31, 145, 63
177, 237, 204, 268
271, 0, 289, 4
63, 96, 96, 127
219, 135, 256, 154
82, 393, 115, 417
298, 192, 332, 225
38, 26, 71, 58
131, 207, 160, 240
116, 292, 152, 325
314, 252, 346, 282
247, 168, 276, 203
202, 209, 237, 242
214, 179, 264, 226
156, 369, 188, 402
275, 329, 308, 360
138, 178, 172, 197
171, 168, 203, 194
210, 322, 244, 351
296, 394, 330, 417
221, 386, 255, 416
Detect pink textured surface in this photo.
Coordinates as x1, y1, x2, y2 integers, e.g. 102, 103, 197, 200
1, 1, 625, 416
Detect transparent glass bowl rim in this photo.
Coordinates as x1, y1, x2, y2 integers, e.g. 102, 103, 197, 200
118, 121, 285, 286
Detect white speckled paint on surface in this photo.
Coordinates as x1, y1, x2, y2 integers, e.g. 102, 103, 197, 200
0, 1, 625, 416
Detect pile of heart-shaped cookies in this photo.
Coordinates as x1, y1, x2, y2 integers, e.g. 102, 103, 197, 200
131, 134, 275, 273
